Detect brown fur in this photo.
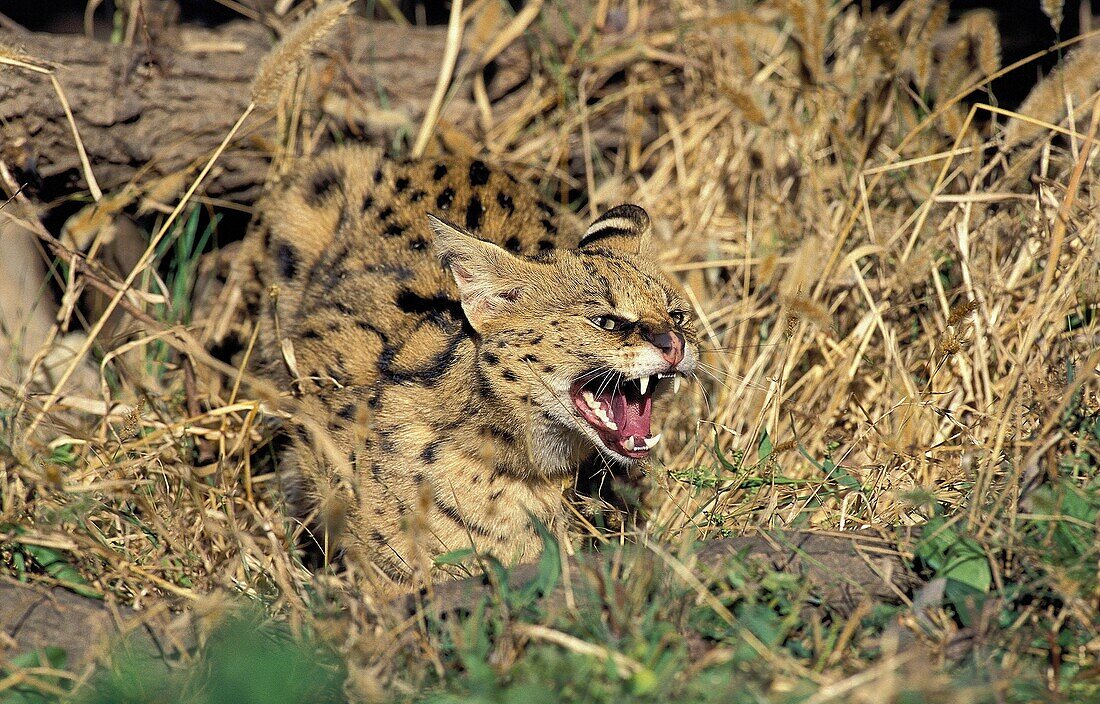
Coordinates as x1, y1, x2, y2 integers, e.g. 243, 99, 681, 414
237, 145, 698, 588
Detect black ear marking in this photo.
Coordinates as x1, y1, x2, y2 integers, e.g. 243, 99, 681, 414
578, 204, 650, 253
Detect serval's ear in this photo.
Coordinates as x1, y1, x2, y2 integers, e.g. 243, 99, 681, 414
577, 204, 650, 256
427, 214, 532, 332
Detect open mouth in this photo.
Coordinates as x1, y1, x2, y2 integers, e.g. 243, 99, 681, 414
569, 372, 681, 459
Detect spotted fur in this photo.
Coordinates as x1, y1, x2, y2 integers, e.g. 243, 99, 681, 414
237, 145, 699, 587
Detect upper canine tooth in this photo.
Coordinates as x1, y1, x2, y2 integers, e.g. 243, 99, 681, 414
638, 375, 650, 395
643, 433, 662, 449
673, 375, 682, 394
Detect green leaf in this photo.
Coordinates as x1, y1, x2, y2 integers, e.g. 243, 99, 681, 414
712, 433, 743, 473
943, 552, 992, 594
915, 518, 991, 626
520, 515, 561, 604
20, 544, 102, 599
757, 428, 773, 462
7, 646, 68, 670
821, 457, 861, 491
434, 548, 475, 566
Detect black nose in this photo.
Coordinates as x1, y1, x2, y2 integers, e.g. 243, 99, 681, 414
644, 329, 684, 366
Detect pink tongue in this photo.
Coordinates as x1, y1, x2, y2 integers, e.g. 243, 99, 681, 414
609, 392, 652, 441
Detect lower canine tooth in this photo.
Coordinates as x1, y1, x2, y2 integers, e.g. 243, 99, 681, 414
643, 433, 662, 449
624, 437, 636, 451
673, 375, 682, 393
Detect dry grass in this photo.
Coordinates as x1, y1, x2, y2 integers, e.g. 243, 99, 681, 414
1, 0, 1098, 701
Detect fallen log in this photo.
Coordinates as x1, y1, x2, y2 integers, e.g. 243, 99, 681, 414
0, 17, 492, 207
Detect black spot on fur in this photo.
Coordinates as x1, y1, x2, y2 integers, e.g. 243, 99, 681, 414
353, 319, 386, 338
395, 289, 465, 325
483, 351, 499, 365
333, 301, 358, 317
378, 206, 393, 220
384, 223, 405, 238
433, 496, 497, 538
410, 190, 426, 203
537, 239, 554, 251
437, 187, 455, 210
504, 236, 521, 253
306, 167, 341, 205
361, 194, 374, 211
465, 196, 484, 231
529, 335, 543, 345
420, 438, 444, 464
520, 354, 539, 364
276, 243, 299, 279
496, 191, 515, 215
474, 366, 498, 401
408, 238, 429, 251
433, 163, 448, 180
373, 168, 384, 183
536, 200, 555, 216
379, 430, 398, 455
301, 327, 322, 340
540, 218, 558, 235
502, 370, 518, 382
293, 425, 311, 444
337, 403, 357, 421
482, 425, 516, 446
319, 261, 348, 288
394, 176, 410, 192
469, 160, 490, 186
379, 330, 467, 386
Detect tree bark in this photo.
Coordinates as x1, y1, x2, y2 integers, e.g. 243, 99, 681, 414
0, 17, 490, 206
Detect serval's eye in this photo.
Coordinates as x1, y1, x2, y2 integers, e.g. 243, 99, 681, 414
669, 310, 689, 326
590, 315, 631, 332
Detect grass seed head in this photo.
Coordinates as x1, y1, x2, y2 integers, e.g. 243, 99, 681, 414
251, 1, 353, 109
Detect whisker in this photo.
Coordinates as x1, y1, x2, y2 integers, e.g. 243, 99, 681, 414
697, 341, 784, 353
593, 370, 621, 400
688, 370, 715, 415
692, 362, 770, 394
